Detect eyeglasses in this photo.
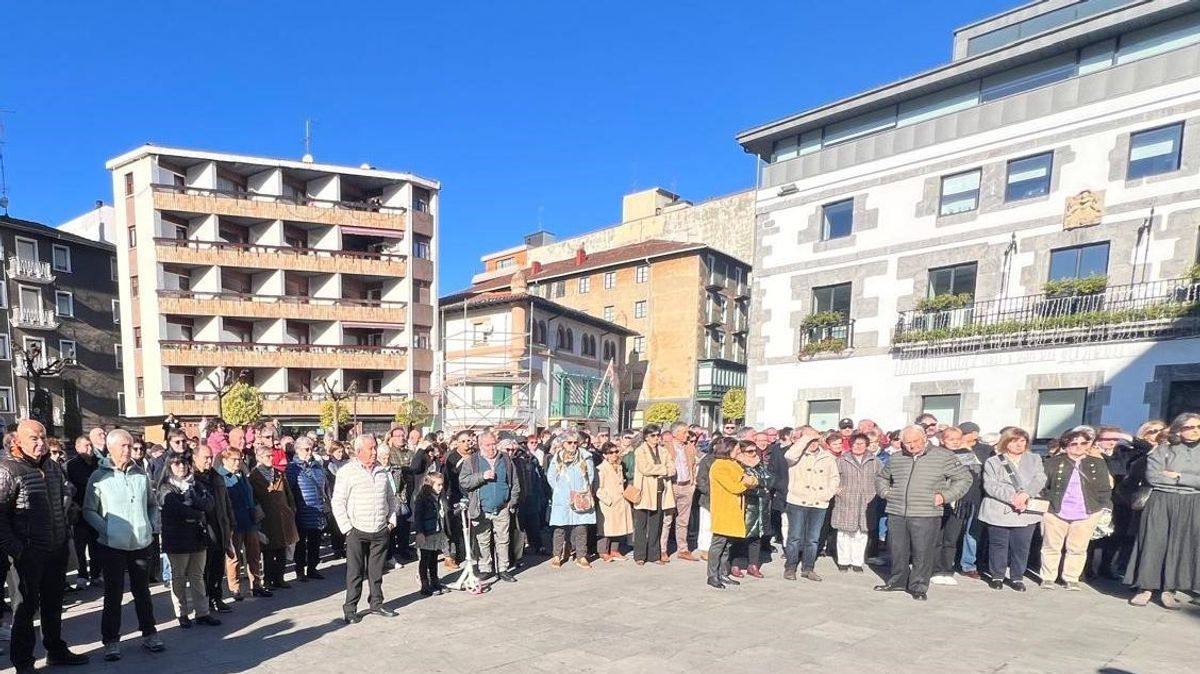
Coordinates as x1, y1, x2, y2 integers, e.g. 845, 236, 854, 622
742, 450, 760, 456
1066, 441, 1091, 447
921, 423, 937, 429
604, 450, 620, 455
563, 441, 578, 446
645, 432, 659, 437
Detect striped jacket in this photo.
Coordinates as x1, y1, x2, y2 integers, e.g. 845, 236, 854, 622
331, 459, 396, 535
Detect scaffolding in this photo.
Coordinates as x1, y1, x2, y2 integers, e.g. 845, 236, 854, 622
438, 298, 538, 433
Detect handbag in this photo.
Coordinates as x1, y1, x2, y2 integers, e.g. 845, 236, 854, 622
570, 490, 594, 513
1024, 498, 1050, 514
623, 483, 642, 504
398, 497, 412, 518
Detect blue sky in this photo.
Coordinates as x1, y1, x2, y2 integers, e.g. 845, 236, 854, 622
2, 0, 1014, 291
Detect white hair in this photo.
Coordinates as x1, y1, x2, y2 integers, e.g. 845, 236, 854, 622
106, 428, 133, 449
900, 425, 925, 442
352, 433, 378, 451
293, 436, 314, 452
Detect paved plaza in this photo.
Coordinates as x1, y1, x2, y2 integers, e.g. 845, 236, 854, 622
34, 551, 1198, 674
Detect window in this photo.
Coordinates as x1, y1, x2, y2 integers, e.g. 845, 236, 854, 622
603, 306, 614, 322
136, 377, 145, 397
128, 226, 137, 248
632, 336, 646, 355
812, 282, 852, 316
565, 329, 574, 352
928, 262, 978, 298
807, 400, 841, 431
51, 245, 72, 273
556, 326, 568, 350
578, 276, 591, 294
581, 334, 596, 357
979, 52, 1076, 103
821, 199, 854, 240
635, 265, 649, 284
1128, 124, 1184, 179
1036, 388, 1087, 441
1049, 242, 1109, 281
0, 335, 8, 360
413, 235, 432, 259
124, 172, 133, 196
922, 394, 961, 426
117, 393, 126, 416
940, 170, 981, 215
533, 320, 547, 346
114, 345, 123, 369
54, 291, 74, 317
491, 385, 512, 407
602, 340, 617, 361
111, 299, 121, 324
0, 388, 12, 414
604, 271, 616, 289
133, 327, 142, 348
634, 300, 647, 319
1005, 153, 1053, 201
495, 257, 515, 269
111, 257, 118, 281
471, 322, 489, 345
59, 340, 77, 365
551, 281, 566, 298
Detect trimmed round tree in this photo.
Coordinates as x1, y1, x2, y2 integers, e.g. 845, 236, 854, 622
222, 382, 263, 427
394, 399, 432, 430
644, 402, 681, 426
721, 387, 746, 423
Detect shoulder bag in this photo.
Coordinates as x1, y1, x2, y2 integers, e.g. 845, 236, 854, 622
999, 456, 1049, 513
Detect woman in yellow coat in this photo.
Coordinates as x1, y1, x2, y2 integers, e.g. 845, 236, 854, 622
707, 437, 758, 589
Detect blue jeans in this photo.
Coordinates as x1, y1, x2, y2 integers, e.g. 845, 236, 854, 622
959, 502, 979, 572
785, 505, 826, 572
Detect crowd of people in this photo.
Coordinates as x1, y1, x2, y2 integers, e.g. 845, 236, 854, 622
0, 410, 1197, 673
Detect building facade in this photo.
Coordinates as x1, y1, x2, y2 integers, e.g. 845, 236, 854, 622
463, 238, 751, 428
439, 272, 633, 432
739, 0, 1200, 437
106, 145, 439, 437
0, 214, 126, 434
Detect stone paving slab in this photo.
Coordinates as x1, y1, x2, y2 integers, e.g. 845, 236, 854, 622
20, 552, 1199, 674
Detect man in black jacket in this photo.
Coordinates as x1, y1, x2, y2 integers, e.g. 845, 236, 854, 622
957, 422, 994, 577
765, 427, 793, 550
192, 445, 236, 614
65, 435, 101, 588
0, 419, 89, 673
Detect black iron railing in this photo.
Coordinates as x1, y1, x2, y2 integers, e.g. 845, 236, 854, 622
799, 319, 854, 358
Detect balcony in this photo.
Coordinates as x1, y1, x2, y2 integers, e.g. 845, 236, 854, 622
696, 359, 747, 400
703, 303, 723, 326
159, 341, 407, 370
734, 281, 750, 299
550, 372, 613, 420
892, 276, 1200, 357
7, 257, 55, 284
151, 184, 409, 233
11, 307, 59, 330
162, 391, 412, 417
799, 315, 855, 359
411, 210, 435, 238
732, 312, 749, 334
154, 238, 407, 277
157, 290, 407, 324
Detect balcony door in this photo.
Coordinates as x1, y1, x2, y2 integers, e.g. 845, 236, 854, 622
18, 286, 41, 311
15, 238, 37, 262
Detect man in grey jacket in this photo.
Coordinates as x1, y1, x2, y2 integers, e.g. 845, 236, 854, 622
459, 432, 521, 583
873, 425, 971, 601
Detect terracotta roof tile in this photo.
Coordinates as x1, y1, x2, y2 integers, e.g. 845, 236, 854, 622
465, 239, 704, 293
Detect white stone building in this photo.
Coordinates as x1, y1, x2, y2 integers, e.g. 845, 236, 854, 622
738, 0, 1200, 438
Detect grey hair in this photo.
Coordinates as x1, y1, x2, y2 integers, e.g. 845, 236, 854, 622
669, 421, 688, 435
1167, 412, 1200, 444
477, 431, 496, 444
561, 430, 580, 443
352, 433, 378, 451
900, 424, 925, 442
106, 428, 133, 448
293, 436, 314, 452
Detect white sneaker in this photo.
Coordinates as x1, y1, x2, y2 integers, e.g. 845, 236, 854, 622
941, 575, 958, 586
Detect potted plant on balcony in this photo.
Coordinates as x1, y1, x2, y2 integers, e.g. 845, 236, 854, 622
799, 336, 849, 358
913, 292, 974, 330
1041, 274, 1108, 317
1174, 264, 1200, 302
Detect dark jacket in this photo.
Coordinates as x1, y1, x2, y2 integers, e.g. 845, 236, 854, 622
158, 475, 213, 554
694, 453, 717, 509
0, 453, 72, 557
766, 442, 791, 511
218, 466, 257, 533
1041, 455, 1113, 516
875, 446, 972, 518
442, 450, 471, 504
412, 490, 449, 536
193, 468, 235, 549
65, 455, 98, 506
949, 447, 986, 508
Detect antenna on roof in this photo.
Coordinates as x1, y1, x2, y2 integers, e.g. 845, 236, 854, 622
0, 110, 12, 214
302, 119, 315, 163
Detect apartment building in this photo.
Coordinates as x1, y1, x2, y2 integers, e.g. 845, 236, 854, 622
439, 270, 634, 431
106, 145, 439, 437
0, 214, 126, 433
739, 0, 1200, 437
462, 237, 751, 428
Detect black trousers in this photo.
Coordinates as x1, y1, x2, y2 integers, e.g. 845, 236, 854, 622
204, 543, 226, 601
98, 543, 157, 645
344, 528, 388, 613
327, 520, 346, 557
263, 548, 287, 586
935, 506, 968, 575
732, 536, 764, 568
10, 545, 70, 669
448, 506, 466, 563
418, 548, 439, 589
707, 534, 737, 581
295, 528, 323, 575
519, 506, 546, 553
632, 508, 664, 563
885, 515, 941, 593
72, 522, 100, 581
394, 514, 413, 558
987, 523, 1036, 582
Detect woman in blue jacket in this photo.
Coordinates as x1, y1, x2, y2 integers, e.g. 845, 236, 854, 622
547, 432, 596, 569
285, 438, 328, 581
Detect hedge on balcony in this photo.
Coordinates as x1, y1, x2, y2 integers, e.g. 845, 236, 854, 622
1043, 274, 1108, 297
915, 293, 973, 313
800, 311, 846, 329
800, 337, 848, 357
893, 301, 1200, 345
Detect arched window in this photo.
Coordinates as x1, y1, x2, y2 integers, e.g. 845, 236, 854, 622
602, 340, 616, 361
556, 326, 567, 349
565, 328, 575, 352
581, 334, 595, 357
533, 320, 547, 345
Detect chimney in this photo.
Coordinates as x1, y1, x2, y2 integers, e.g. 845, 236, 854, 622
575, 247, 587, 265
531, 261, 543, 275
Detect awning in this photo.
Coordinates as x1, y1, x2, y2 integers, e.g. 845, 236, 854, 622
340, 225, 405, 238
